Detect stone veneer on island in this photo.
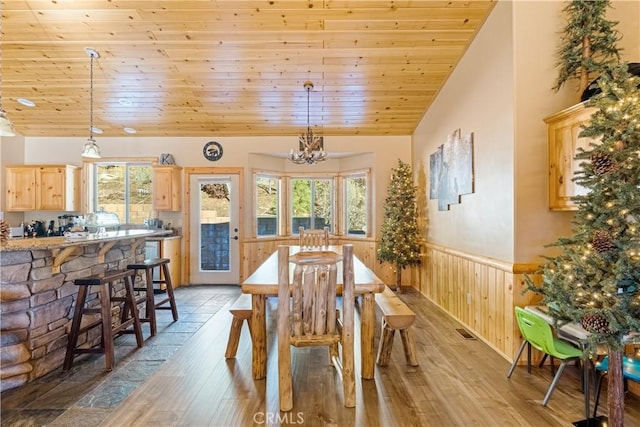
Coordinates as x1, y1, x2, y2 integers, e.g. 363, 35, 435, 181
0, 230, 171, 391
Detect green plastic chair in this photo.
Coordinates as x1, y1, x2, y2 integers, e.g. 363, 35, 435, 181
507, 306, 584, 406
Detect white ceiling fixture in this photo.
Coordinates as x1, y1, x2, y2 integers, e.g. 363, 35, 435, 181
289, 81, 326, 165
81, 48, 101, 158
123, 127, 137, 134
17, 98, 36, 107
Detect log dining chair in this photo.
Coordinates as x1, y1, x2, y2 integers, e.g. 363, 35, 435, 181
276, 244, 356, 412
298, 226, 329, 249
592, 355, 640, 417
507, 306, 584, 406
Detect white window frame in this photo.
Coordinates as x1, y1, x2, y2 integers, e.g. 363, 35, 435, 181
285, 173, 337, 236
341, 169, 371, 238
86, 158, 154, 223
253, 170, 283, 238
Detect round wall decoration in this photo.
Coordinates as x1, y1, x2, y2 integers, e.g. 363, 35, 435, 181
203, 141, 223, 161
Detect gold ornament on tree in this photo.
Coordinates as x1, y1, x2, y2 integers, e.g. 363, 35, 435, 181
614, 140, 626, 151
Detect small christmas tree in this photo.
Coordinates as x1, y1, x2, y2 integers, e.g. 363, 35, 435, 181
377, 159, 421, 292
530, 63, 640, 427
553, 0, 621, 95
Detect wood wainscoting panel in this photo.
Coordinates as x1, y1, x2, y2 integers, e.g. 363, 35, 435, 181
418, 243, 540, 361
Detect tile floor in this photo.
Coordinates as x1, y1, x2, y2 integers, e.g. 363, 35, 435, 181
0, 285, 242, 427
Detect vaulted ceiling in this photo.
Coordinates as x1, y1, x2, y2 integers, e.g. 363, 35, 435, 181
1, 0, 495, 138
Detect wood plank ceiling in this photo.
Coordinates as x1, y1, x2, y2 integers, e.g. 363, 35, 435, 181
1, 0, 496, 137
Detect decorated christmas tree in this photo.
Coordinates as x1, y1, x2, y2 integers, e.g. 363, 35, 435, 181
553, 0, 621, 95
530, 63, 640, 426
377, 159, 421, 292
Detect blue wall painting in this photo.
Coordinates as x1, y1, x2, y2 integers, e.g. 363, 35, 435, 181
429, 129, 474, 211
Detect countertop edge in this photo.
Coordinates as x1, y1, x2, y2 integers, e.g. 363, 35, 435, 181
0, 230, 172, 252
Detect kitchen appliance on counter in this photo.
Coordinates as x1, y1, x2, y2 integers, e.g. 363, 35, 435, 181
84, 210, 120, 233
144, 218, 163, 229
58, 214, 83, 235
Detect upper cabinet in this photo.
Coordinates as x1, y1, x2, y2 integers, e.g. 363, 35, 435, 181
153, 165, 182, 211
544, 103, 598, 211
5, 165, 79, 212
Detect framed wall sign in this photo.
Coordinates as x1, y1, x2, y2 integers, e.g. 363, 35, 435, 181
203, 141, 223, 161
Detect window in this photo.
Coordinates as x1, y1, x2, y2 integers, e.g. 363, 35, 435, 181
93, 162, 153, 224
344, 173, 368, 236
291, 177, 334, 233
255, 174, 280, 236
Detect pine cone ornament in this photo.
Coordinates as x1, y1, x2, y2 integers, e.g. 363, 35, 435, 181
581, 313, 611, 334
0, 220, 8, 243
592, 230, 615, 253
590, 151, 617, 175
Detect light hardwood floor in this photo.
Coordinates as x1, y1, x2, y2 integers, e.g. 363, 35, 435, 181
99, 288, 639, 427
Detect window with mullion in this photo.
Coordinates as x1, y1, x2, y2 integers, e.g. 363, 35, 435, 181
291, 177, 334, 234
255, 174, 281, 237
93, 162, 152, 224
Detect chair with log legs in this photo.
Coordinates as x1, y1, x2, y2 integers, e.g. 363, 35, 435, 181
298, 226, 329, 249
276, 244, 355, 412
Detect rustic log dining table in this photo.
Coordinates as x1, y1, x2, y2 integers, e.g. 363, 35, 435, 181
241, 245, 386, 380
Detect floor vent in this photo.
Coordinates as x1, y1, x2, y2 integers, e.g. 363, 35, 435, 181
456, 328, 476, 340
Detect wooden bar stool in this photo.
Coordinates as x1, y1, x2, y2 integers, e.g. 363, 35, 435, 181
63, 269, 143, 371
127, 258, 179, 337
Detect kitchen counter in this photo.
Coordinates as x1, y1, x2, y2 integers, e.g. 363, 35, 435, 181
145, 233, 182, 242
0, 229, 172, 252
0, 229, 171, 391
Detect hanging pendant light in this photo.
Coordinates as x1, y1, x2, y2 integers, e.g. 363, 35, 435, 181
0, 109, 16, 137
81, 48, 101, 158
0, 30, 16, 137
289, 81, 326, 165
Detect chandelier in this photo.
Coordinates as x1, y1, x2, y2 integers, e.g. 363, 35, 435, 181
81, 48, 101, 158
289, 81, 326, 165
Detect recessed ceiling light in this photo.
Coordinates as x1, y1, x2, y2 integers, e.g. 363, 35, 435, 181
118, 98, 133, 107
91, 126, 103, 134
17, 98, 36, 107
123, 127, 137, 134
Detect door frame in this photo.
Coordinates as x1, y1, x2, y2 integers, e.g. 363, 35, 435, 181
182, 167, 244, 286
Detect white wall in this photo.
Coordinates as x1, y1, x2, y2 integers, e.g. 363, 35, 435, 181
413, 0, 639, 265
413, 0, 515, 262
0, 134, 26, 227
513, 0, 640, 262
16, 134, 411, 237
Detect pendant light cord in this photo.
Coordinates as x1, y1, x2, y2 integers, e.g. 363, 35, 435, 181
89, 52, 95, 140
306, 84, 311, 134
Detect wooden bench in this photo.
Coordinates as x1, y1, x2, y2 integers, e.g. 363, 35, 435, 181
225, 293, 253, 359
375, 286, 418, 366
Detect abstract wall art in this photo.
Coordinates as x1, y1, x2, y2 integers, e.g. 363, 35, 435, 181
429, 129, 474, 211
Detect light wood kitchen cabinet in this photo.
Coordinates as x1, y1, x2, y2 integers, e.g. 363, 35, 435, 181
544, 102, 598, 211
163, 236, 182, 287
145, 236, 182, 287
153, 166, 182, 211
5, 165, 79, 211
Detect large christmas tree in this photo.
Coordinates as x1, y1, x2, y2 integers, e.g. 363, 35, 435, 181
377, 159, 421, 292
530, 63, 640, 426
553, 0, 620, 95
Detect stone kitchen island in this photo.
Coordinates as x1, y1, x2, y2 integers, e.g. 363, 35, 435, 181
0, 229, 171, 391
